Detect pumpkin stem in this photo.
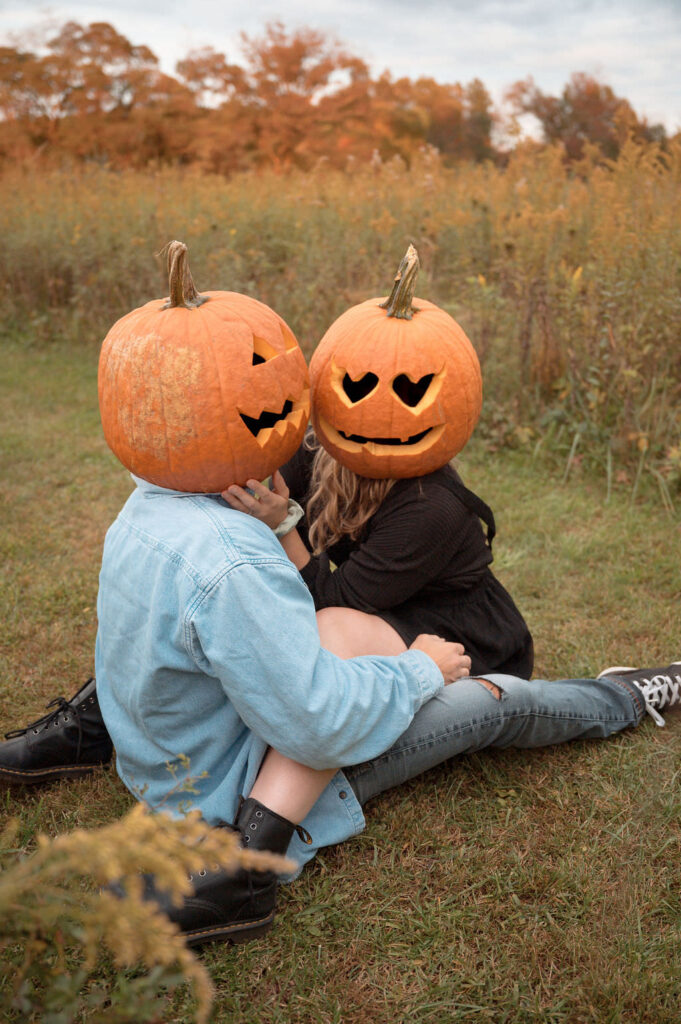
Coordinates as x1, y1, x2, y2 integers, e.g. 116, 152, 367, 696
161, 240, 208, 310
379, 244, 420, 319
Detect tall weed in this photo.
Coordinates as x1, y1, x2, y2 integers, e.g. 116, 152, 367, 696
1, 140, 679, 488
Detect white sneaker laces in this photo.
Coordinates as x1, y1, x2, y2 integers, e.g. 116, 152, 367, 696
634, 668, 681, 728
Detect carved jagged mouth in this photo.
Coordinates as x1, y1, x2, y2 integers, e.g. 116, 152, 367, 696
238, 399, 307, 448
240, 399, 293, 437
337, 427, 433, 447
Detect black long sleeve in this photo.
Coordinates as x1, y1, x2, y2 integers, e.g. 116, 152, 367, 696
280, 446, 491, 614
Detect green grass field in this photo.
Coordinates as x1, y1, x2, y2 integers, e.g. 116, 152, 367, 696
1, 336, 680, 1023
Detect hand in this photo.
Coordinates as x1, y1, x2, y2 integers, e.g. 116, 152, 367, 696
222, 470, 290, 530
409, 635, 471, 685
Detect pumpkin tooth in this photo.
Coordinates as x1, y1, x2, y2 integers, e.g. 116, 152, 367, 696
289, 406, 307, 431
253, 426, 274, 448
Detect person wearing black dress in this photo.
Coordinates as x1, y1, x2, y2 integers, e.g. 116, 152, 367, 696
274, 434, 534, 679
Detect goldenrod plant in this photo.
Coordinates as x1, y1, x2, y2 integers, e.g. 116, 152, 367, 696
0, 805, 291, 1023
1, 138, 679, 489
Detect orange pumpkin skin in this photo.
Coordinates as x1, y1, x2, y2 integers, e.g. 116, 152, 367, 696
310, 293, 482, 480
99, 249, 310, 493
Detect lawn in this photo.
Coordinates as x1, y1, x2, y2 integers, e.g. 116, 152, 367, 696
1, 336, 680, 1023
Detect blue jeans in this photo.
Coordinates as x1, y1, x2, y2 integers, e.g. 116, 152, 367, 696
343, 672, 645, 805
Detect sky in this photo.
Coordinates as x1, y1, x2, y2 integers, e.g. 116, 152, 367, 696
1, 0, 679, 133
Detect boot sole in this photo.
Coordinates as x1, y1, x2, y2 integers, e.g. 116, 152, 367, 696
183, 911, 276, 948
0, 761, 112, 787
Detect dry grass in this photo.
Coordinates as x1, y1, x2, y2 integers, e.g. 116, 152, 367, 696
1, 140, 680, 487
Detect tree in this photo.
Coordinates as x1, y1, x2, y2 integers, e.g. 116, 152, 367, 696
464, 78, 495, 162
176, 46, 246, 105
1, 17, 662, 172
176, 22, 373, 170
506, 73, 665, 160
0, 22, 165, 122
0, 22, 197, 165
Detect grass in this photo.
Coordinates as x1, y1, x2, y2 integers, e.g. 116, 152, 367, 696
1, 335, 681, 1022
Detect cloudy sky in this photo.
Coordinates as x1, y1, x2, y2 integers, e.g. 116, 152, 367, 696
1, 0, 679, 132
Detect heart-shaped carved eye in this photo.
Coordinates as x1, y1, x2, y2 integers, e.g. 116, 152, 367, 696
392, 373, 434, 407
342, 372, 379, 403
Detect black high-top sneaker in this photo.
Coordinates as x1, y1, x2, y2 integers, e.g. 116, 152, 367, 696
597, 662, 681, 727
0, 678, 113, 786
137, 797, 311, 948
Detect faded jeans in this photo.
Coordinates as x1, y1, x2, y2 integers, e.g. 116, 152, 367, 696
343, 672, 645, 805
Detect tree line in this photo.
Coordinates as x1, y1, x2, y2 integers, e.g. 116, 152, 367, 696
0, 20, 671, 172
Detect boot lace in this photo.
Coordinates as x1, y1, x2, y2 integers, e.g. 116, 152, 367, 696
5, 696, 84, 760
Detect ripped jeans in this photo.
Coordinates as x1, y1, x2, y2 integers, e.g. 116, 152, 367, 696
343, 672, 645, 805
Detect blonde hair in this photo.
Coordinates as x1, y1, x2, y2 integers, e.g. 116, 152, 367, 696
306, 440, 396, 554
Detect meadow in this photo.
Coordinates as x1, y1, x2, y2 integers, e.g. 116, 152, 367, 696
1, 145, 680, 1021
2, 139, 680, 490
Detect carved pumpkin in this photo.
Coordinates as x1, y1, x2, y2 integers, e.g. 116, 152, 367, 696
310, 245, 482, 479
99, 241, 310, 492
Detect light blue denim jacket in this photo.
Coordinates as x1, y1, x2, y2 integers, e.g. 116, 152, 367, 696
95, 477, 444, 876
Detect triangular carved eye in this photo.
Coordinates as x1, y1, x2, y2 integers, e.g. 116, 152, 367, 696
342, 372, 379, 403
392, 373, 434, 407
252, 335, 278, 365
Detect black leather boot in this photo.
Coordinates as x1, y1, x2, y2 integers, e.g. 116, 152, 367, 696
0, 677, 113, 786
142, 797, 309, 947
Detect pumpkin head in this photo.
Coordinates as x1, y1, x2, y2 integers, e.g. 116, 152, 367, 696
98, 241, 310, 492
309, 245, 482, 479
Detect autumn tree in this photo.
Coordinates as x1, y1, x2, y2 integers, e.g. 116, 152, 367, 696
0, 23, 163, 121
0, 22, 196, 164
176, 47, 246, 105
361, 73, 496, 165
406, 78, 466, 157
0, 17, 664, 172
463, 78, 495, 161
176, 23, 372, 171
506, 72, 665, 160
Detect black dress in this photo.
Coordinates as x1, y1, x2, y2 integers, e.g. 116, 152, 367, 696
280, 445, 534, 679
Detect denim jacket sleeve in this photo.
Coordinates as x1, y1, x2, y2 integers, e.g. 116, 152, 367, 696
189, 555, 444, 770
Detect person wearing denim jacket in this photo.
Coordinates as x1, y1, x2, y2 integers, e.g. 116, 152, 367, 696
95, 475, 446, 879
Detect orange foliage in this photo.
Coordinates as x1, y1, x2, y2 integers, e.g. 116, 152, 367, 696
0, 20, 669, 172
506, 72, 666, 160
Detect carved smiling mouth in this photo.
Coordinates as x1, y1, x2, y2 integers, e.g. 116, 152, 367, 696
321, 416, 445, 457
337, 427, 433, 447
239, 399, 307, 447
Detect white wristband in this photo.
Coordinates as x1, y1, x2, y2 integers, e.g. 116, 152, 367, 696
273, 499, 305, 538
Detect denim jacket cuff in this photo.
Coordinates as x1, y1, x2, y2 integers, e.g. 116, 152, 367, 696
399, 649, 444, 707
